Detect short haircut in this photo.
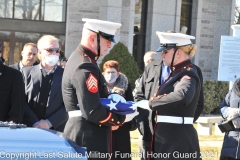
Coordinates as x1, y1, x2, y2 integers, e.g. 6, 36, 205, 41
22, 43, 37, 51
103, 60, 120, 72
144, 51, 159, 64
37, 35, 59, 49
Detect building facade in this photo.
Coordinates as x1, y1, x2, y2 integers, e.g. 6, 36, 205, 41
0, 0, 235, 80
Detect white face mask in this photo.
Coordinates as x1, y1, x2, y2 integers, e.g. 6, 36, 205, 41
44, 55, 59, 66
104, 74, 118, 84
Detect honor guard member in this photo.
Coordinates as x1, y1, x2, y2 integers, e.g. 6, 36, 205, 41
134, 31, 204, 160
62, 18, 138, 160
136, 32, 201, 160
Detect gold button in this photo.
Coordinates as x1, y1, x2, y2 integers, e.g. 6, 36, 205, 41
117, 121, 120, 124
111, 118, 114, 121
99, 124, 101, 127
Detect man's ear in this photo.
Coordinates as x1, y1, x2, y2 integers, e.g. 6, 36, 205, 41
89, 34, 95, 44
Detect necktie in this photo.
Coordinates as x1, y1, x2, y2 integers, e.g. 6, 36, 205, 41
161, 65, 171, 84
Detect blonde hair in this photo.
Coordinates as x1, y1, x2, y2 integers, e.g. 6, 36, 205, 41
178, 44, 197, 57
37, 35, 59, 49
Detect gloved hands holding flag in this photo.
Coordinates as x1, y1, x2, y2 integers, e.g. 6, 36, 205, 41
133, 100, 150, 110
124, 110, 139, 123
100, 98, 137, 115
108, 94, 126, 103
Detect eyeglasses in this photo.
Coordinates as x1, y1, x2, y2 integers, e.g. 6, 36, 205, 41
43, 48, 60, 53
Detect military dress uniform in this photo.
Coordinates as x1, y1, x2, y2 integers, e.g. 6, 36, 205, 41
149, 59, 201, 160
62, 45, 126, 159
134, 60, 204, 160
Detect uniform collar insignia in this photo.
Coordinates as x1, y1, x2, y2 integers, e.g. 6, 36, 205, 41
77, 45, 98, 62
171, 59, 192, 72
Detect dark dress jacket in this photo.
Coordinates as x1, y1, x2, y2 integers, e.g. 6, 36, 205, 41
22, 64, 68, 132
0, 62, 25, 123
192, 64, 204, 122
134, 60, 204, 142
62, 45, 125, 160
149, 59, 201, 160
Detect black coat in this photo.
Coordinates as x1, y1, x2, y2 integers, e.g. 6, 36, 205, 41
0, 62, 25, 123
149, 59, 201, 160
134, 60, 163, 142
62, 45, 125, 160
9, 62, 20, 70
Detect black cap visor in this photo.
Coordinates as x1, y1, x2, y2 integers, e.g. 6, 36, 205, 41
99, 31, 116, 43
156, 43, 177, 52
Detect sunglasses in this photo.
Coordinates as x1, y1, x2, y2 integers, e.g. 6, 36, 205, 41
44, 48, 60, 53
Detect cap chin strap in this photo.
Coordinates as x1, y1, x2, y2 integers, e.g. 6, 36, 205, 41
170, 47, 178, 68
96, 33, 100, 61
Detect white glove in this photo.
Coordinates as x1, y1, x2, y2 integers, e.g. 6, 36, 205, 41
232, 117, 240, 128
108, 94, 126, 103
134, 100, 150, 110
226, 107, 240, 121
221, 107, 228, 119
124, 110, 139, 123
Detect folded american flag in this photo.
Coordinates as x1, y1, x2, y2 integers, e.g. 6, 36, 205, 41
100, 98, 137, 115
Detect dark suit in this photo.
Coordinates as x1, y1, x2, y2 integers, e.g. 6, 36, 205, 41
9, 62, 20, 70
0, 62, 25, 123
22, 64, 68, 132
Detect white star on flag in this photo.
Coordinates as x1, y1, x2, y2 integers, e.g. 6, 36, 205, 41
108, 100, 118, 110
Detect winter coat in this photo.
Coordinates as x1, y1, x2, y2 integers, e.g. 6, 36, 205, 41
220, 78, 240, 159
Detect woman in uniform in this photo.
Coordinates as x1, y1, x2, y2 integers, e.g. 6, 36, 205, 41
137, 32, 201, 160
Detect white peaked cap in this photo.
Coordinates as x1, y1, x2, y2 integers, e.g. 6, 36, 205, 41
156, 31, 195, 46
82, 18, 122, 35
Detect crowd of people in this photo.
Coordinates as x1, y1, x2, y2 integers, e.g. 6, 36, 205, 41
1, 18, 237, 160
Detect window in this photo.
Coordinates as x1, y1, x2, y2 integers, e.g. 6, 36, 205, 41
0, 0, 13, 18
0, 0, 66, 22
41, 0, 66, 22
181, 0, 192, 35
14, 0, 40, 20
